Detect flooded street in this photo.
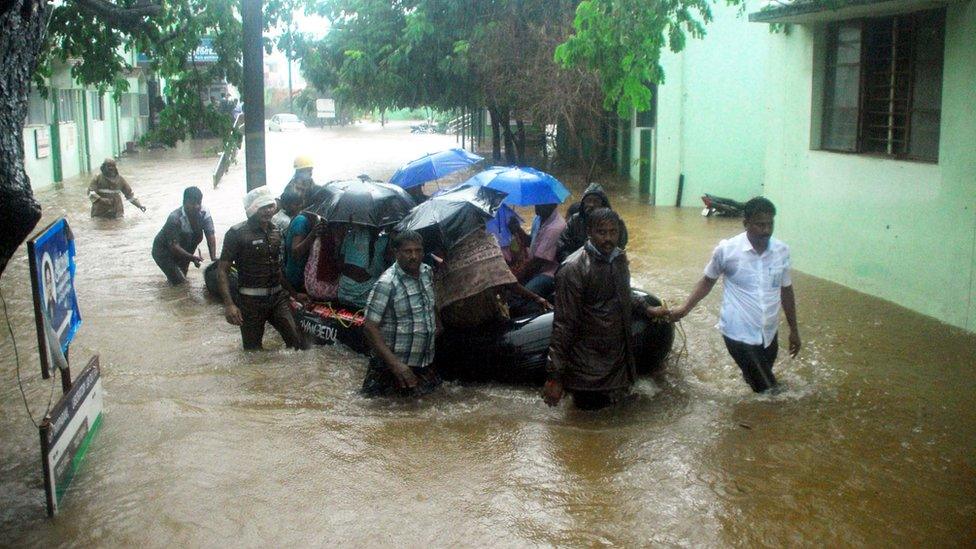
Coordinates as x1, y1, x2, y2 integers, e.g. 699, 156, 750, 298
1, 123, 974, 546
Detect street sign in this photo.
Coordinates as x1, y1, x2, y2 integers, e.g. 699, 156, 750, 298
316, 98, 336, 118
28, 218, 82, 380
39, 355, 104, 517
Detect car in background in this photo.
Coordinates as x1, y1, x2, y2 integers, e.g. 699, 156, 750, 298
269, 113, 306, 132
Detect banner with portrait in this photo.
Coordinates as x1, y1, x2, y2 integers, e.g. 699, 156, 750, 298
28, 218, 82, 378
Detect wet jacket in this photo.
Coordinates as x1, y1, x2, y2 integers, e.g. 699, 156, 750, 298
220, 218, 283, 289
547, 242, 646, 392
556, 183, 628, 262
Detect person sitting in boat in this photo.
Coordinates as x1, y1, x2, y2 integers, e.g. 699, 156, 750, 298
543, 208, 668, 410
556, 182, 629, 263
280, 190, 318, 293
434, 228, 550, 331
337, 225, 390, 310
361, 230, 441, 398
512, 203, 566, 302
88, 158, 146, 219
304, 223, 347, 303
151, 186, 217, 285
273, 155, 317, 230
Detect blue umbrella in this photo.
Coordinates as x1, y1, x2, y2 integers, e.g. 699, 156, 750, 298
390, 148, 485, 189
464, 166, 570, 206
486, 204, 523, 248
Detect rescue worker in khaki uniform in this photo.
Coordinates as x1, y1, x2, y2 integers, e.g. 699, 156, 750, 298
88, 158, 146, 218
217, 187, 307, 350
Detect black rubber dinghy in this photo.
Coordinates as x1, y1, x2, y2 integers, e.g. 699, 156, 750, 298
206, 269, 673, 385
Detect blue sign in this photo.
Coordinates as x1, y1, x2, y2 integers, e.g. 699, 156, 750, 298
28, 218, 82, 378
136, 36, 219, 65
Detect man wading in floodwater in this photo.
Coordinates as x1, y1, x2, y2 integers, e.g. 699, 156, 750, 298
217, 187, 307, 351
360, 231, 440, 398
670, 197, 801, 392
151, 186, 217, 285
543, 208, 668, 410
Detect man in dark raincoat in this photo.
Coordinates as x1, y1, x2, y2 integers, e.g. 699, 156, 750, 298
556, 182, 628, 262
543, 208, 666, 410
88, 158, 146, 218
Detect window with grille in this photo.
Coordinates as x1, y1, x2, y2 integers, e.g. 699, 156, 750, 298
90, 91, 105, 120
138, 94, 150, 116
820, 9, 944, 162
120, 93, 134, 117
27, 90, 48, 125
57, 90, 75, 123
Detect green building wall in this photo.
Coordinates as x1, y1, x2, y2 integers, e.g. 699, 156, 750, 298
761, 0, 976, 332
620, 0, 975, 332
625, 0, 769, 206
22, 68, 150, 191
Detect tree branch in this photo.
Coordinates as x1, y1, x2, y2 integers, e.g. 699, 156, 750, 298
73, 0, 162, 34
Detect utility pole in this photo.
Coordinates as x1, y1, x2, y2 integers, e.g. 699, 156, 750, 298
242, 0, 266, 191
287, 24, 294, 113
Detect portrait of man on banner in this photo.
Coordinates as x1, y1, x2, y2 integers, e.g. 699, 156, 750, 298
28, 218, 82, 378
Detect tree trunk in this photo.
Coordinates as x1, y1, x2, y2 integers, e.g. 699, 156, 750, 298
500, 108, 517, 165
0, 0, 47, 278
488, 106, 502, 162
515, 119, 526, 165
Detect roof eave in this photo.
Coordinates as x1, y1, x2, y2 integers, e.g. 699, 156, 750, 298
748, 0, 955, 23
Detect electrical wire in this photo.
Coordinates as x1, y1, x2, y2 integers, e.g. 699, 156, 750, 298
1, 286, 58, 428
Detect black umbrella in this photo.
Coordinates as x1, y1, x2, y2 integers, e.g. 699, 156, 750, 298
394, 184, 508, 250
308, 179, 416, 227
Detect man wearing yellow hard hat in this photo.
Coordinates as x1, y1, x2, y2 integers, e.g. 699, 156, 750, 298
273, 155, 317, 231
286, 155, 315, 200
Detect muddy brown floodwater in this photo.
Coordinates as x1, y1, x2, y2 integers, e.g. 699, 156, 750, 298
1, 123, 974, 546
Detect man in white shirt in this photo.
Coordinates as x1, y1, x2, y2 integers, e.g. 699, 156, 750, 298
670, 197, 801, 392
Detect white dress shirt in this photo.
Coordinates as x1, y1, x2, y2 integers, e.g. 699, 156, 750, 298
704, 232, 792, 347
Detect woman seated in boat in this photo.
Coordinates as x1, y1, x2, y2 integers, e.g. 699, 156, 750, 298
434, 228, 550, 331
337, 225, 390, 310
304, 223, 347, 303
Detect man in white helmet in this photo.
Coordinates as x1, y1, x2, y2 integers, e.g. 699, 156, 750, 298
218, 187, 307, 350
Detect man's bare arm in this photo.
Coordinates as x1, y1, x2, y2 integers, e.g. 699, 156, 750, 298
363, 319, 417, 388
218, 260, 242, 325
670, 276, 718, 321
781, 285, 801, 357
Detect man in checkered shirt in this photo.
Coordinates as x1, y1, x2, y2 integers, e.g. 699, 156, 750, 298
360, 230, 441, 398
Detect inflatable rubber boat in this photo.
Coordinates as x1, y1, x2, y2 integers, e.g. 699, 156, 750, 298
290, 291, 673, 385
206, 264, 673, 385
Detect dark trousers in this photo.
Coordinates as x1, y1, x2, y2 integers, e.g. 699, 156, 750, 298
723, 334, 779, 393
569, 388, 632, 410
361, 357, 442, 398
239, 292, 306, 350
152, 247, 189, 285
524, 274, 555, 301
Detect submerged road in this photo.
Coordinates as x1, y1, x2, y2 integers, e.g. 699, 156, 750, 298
1, 122, 974, 546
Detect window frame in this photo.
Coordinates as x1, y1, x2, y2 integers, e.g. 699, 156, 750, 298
26, 89, 49, 126
89, 91, 105, 121
817, 8, 944, 163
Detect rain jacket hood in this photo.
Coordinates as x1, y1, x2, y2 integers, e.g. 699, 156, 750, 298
580, 183, 611, 214
556, 183, 627, 262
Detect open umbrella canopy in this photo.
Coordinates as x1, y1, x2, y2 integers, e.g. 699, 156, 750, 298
486, 204, 523, 248
395, 184, 507, 250
390, 148, 485, 189
308, 179, 415, 227
464, 166, 570, 206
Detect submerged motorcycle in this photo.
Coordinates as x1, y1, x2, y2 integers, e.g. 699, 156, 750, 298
701, 194, 746, 217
